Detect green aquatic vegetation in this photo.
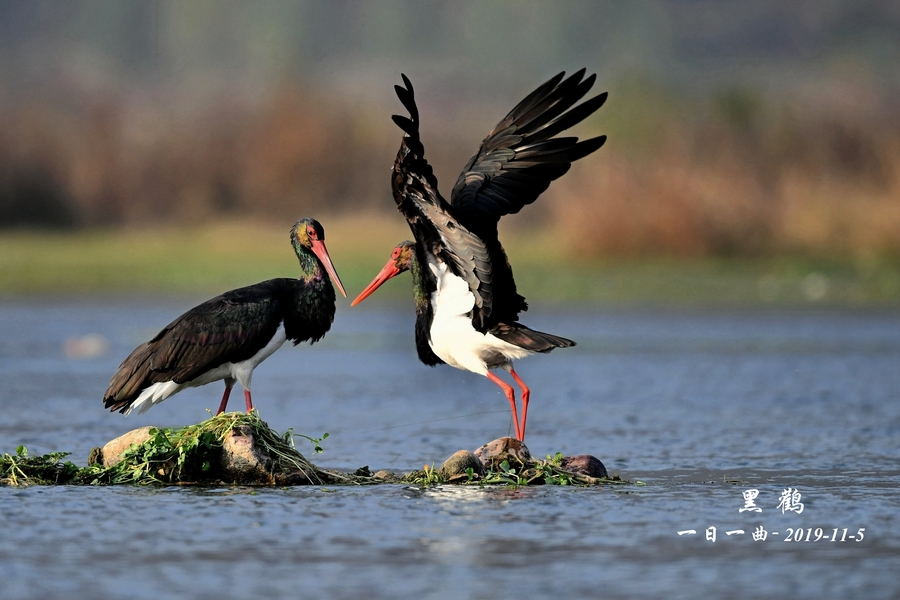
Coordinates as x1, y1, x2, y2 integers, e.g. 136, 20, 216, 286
0, 446, 83, 486
87, 412, 339, 486
402, 452, 628, 488
489, 460, 530, 486
2, 413, 377, 487
4, 415, 627, 488
89, 422, 222, 485
287, 430, 329, 455
415, 464, 443, 486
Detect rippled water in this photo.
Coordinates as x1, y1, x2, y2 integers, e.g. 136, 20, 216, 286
1, 299, 899, 599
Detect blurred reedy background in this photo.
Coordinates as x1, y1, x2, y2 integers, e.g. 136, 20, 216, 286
1, 1, 898, 302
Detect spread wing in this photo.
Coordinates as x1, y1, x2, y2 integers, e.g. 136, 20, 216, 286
450, 70, 606, 325
389, 71, 606, 331
391, 75, 495, 331
449, 69, 607, 239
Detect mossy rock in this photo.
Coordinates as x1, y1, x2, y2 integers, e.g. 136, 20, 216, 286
88, 412, 376, 486
4, 413, 379, 487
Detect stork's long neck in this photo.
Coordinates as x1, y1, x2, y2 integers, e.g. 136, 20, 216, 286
284, 238, 336, 344
292, 241, 325, 283
408, 251, 430, 316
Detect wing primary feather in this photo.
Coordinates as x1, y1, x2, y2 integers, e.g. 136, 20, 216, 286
528, 92, 608, 143
391, 114, 418, 138
513, 70, 591, 132
492, 71, 567, 133
394, 78, 419, 125
517, 74, 596, 136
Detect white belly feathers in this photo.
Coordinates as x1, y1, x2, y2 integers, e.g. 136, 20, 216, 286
426, 257, 533, 375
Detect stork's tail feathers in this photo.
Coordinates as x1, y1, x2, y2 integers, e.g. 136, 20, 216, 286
490, 323, 576, 353
103, 343, 155, 414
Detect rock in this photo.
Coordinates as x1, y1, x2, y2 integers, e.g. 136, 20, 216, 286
473, 437, 532, 469
96, 426, 156, 467
559, 455, 608, 479
439, 450, 485, 481
87, 446, 103, 466
373, 470, 401, 483
219, 425, 275, 484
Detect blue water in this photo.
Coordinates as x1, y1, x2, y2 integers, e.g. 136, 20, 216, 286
1, 299, 899, 599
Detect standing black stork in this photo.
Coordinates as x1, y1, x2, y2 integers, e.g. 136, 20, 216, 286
351, 70, 606, 441
103, 217, 346, 416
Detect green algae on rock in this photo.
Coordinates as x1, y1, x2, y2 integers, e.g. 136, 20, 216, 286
3, 412, 376, 487
86, 412, 371, 486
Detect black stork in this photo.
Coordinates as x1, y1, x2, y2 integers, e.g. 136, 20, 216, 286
103, 217, 346, 416
351, 70, 606, 441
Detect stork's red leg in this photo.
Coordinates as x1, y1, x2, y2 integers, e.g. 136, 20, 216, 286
216, 383, 233, 415
487, 372, 522, 440
509, 369, 531, 441
244, 390, 254, 413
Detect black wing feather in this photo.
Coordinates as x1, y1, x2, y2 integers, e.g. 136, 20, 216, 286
389, 71, 605, 334
103, 282, 287, 413
391, 115, 418, 138
441, 73, 605, 326
500, 71, 567, 129
526, 91, 608, 143
415, 308, 444, 366
391, 75, 495, 330
515, 73, 596, 136
449, 70, 607, 234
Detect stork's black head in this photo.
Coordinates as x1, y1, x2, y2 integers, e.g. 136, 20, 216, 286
290, 217, 326, 249
351, 241, 415, 306
290, 217, 347, 298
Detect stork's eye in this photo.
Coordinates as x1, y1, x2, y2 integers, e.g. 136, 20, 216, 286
307, 228, 317, 239
392, 248, 401, 258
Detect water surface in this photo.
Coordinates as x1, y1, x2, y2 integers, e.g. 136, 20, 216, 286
1, 300, 898, 598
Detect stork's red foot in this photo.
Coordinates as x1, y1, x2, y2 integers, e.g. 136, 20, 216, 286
216, 384, 233, 415
487, 372, 523, 441
509, 369, 531, 441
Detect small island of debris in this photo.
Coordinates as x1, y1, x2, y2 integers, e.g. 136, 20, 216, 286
2, 412, 625, 488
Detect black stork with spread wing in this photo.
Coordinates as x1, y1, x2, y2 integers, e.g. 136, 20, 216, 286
352, 70, 606, 441
104, 217, 346, 416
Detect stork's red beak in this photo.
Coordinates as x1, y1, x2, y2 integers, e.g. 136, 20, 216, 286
310, 240, 347, 298
351, 259, 402, 306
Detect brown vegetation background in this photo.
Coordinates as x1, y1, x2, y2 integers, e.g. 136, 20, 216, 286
1, 1, 898, 260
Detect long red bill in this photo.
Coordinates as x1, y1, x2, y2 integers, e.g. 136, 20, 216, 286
351, 259, 402, 306
310, 240, 347, 298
